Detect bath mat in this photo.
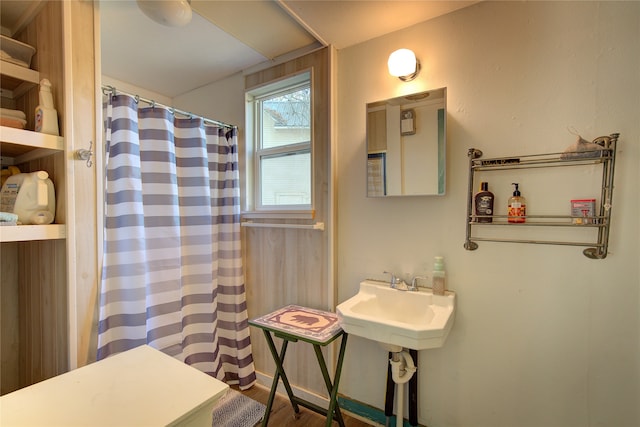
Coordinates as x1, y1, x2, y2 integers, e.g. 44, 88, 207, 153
211, 389, 266, 427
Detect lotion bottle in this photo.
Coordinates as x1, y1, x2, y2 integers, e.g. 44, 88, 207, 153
34, 79, 59, 136
508, 182, 526, 223
432, 256, 446, 296
474, 182, 494, 223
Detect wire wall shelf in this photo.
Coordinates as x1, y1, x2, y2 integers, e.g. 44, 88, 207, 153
464, 133, 619, 259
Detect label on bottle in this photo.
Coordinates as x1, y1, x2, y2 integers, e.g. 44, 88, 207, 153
432, 276, 446, 296
508, 202, 526, 223
35, 108, 43, 132
476, 195, 494, 223
0, 182, 19, 212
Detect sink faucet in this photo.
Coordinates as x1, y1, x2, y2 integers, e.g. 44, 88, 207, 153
383, 271, 410, 291
409, 276, 428, 291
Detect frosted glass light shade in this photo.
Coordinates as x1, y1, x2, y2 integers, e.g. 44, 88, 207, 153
137, 0, 192, 27
388, 49, 420, 81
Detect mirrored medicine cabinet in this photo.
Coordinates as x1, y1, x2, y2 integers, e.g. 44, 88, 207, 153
366, 87, 446, 197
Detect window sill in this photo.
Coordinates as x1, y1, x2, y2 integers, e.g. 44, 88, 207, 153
241, 210, 315, 220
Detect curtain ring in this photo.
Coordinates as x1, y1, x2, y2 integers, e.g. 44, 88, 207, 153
152, 100, 156, 109
102, 85, 117, 99
134, 95, 140, 104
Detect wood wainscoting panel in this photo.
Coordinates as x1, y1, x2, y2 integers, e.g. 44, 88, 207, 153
243, 47, 332, 397
245, 226, 328, 395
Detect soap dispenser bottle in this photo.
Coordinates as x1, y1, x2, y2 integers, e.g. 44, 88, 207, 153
474, 182, 494, 223
432, 256, 446, 296
508, 182, 526, 223
34, 79, 59, 136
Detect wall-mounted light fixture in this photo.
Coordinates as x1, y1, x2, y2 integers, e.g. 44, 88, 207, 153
137, 0, 193, 27
388, 49, 421, 82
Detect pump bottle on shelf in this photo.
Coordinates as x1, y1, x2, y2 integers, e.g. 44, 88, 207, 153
507, 183, 526, 223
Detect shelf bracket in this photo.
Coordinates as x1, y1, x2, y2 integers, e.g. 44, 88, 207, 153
583, 248, 607, 259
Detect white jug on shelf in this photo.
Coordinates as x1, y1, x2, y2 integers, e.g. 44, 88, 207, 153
0, 171, 55, 225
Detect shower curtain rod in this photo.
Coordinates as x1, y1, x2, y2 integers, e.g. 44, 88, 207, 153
101, 84, 236, 130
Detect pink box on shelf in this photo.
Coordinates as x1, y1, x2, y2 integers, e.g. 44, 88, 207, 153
571, 199, 596, 224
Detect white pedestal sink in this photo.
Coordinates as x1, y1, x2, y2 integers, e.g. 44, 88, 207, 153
337, 280, 456, 427
336, 280, 456, 350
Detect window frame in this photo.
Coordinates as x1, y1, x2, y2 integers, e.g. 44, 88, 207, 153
244, 70, 314, 217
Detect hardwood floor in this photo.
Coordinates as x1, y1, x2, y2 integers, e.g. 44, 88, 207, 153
237, 383, 376, 427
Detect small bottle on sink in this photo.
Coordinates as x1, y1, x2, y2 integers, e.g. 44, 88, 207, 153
432, 256, 446, 296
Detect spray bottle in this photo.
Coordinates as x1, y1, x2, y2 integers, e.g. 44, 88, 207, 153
34, 78, 59, 136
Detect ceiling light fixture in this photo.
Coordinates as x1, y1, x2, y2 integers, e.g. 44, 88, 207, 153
137, 0, 193, 27
388, 49, 421, 82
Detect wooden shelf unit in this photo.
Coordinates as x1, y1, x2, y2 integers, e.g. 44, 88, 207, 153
0, 81, 65, 245
0, 224, 66, 242
0, 59, 40, 99
1, 0, 71, 396
1, 126, 64, 164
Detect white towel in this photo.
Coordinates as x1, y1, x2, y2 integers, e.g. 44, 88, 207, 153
0, 107, 27, 120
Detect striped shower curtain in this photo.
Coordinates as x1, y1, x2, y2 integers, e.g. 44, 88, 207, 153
97, 94, 256, 389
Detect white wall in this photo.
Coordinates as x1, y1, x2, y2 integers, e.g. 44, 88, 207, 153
173, 72, 248, 203
172, 72, 245, 128
336, 2, 639, 427
101, 75, 173, 107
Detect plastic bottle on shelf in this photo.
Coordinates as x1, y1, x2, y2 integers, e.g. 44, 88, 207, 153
507, 183, 526, 223
34, 79, 59, 136
432, 256, 446, 296
474, 181, 494, 223
0, 171, 55, 225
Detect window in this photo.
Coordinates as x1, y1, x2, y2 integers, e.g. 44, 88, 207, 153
246, 71, 312, 212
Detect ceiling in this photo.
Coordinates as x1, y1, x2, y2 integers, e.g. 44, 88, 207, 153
101, 0, 479, 98
2, 1, 478, 98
